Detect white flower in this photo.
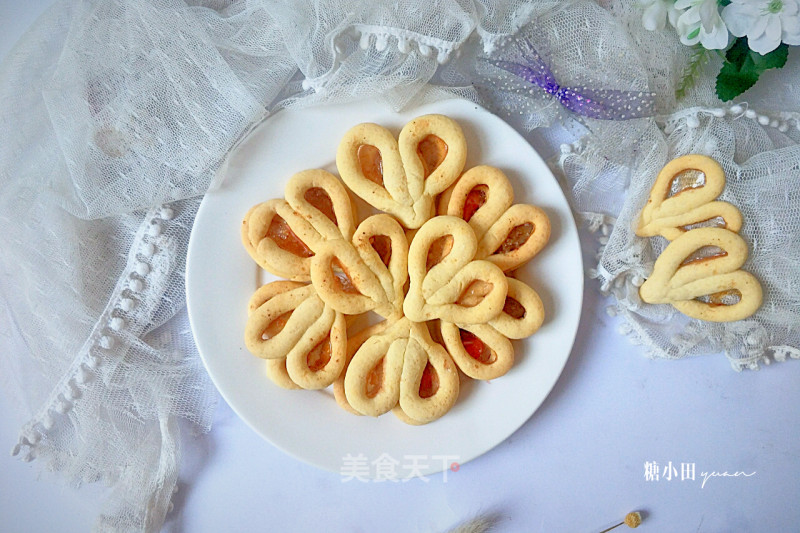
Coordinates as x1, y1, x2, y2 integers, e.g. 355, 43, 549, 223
640, 0, 682, 31
722, 0, 800, 54
674, 0, 731, 49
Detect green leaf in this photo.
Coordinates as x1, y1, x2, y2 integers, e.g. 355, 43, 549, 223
715, 38, 790, 101
751, 43, 789, 69
717, 0, 731, 6
716, 63, 759, 101
725, 37, 750, 69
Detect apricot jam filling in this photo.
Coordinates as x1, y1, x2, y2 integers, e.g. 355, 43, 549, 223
456, 280, 493, 308
459, 329, 496, 364
365, 357, 385, 398
680, 216, 727, 231
495, 222, 534, 255
463, 185, 488, 222
668, 169, 705, 197
303, 187, 337, 224
503, 297, 526, 319
697, 289, 741, 306
426, 234, 454, 270
306, 337, 332, 372
332, 260, 360, 294
417, 135, 448, 178
266, 215, 314, 258
370, 234, 393, 266
418, 362, 440, 398
680, 245, 728, 266
262, 311, 291, 340
358, 144, 384, 186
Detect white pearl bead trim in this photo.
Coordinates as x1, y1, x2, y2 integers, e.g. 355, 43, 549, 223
663, 103, 798, 133
99, 335, 115, 349
300, 26, 457, 93
120, 298, 135, 312
12, 203, 179, 462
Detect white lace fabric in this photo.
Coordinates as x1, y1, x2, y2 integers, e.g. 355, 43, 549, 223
0, 0, 798, 531
549, 2, 800, 370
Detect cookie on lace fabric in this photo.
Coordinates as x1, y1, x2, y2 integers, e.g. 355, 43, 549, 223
639, 227, 762, 322
636, 154, 742, 240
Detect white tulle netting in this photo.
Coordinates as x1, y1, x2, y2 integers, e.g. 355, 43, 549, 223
0, 0, 798, 531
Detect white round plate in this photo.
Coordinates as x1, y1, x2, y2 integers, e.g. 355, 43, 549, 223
186, 98, 583, 477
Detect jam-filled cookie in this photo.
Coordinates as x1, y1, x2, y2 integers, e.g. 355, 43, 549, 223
445, 165, 550, 272
311, 214, 408, 319
242, 169, 355, 280
343, 318, 460, 425
637, 154, 742, 240
403, 216, 508, 325
439, 277, 544, 380
245, 281, 347, 389
337, 114, 467, 229
639, 227, 762, 322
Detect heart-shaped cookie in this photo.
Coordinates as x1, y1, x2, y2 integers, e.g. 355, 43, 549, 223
403, 216, 508, 324
284, 168, 356, 242
439, 277, 545, 380
242, 170, 355, 280
343, 318, 460, 425
445, 165, 551, 272
636, 154, 742, 240
242, 199, 316, 280
336, 114, 467, 229
639, 227, 762, 322
244, 281, 347, 389
310, 214, 408, 318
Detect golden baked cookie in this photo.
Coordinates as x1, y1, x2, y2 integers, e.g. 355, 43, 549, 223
439, 321, 513, 381
343, 317, 460, 425
245, 281, 347, 389
636, 154, 743, 240
311, 214, 408, 319
332, 320, 392, 415
639, 227, 762, 322
403, 215, 508, 324
439, 277, 544, 380
336, 114, 467, 229
445, 165, 551, 272
242, 199, 315, 281
242, 169, 355, 281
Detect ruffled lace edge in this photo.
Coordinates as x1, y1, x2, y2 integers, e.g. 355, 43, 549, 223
300, 6, 540, 94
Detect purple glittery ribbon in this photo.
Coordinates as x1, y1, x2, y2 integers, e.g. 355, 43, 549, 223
483, 39, 656, 120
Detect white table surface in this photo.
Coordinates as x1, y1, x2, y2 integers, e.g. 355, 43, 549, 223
2, 3, 799, 533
